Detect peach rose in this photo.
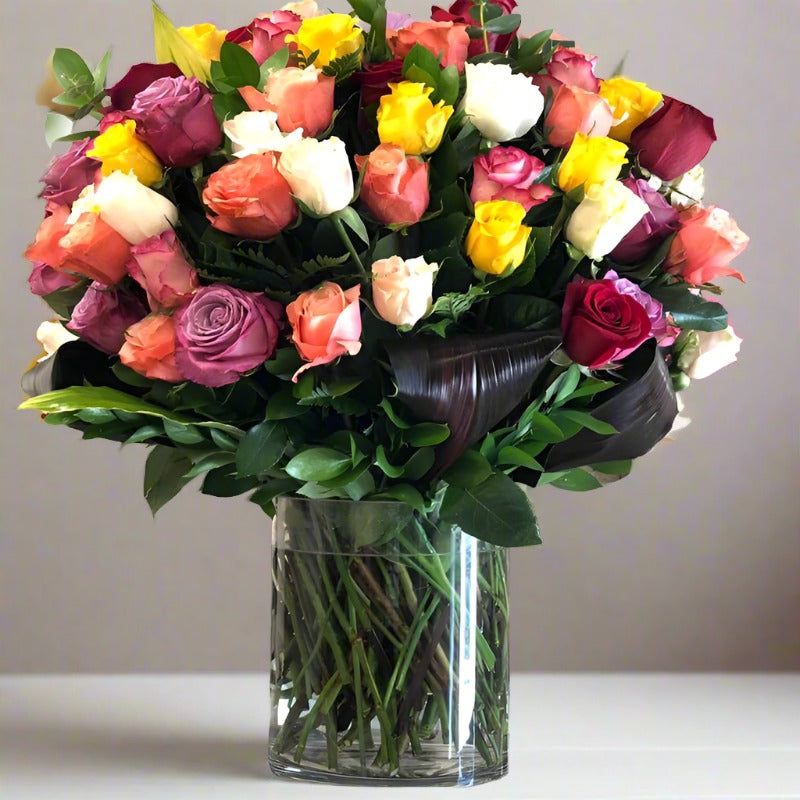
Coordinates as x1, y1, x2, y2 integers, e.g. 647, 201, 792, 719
390, 21, 470, 72
240, 65, 335, 137
286, 282, 362, 381
545, 85, 614, 148
355, 145, 430, 226
24, 206, 71, 269
120, 314, 183, 382
202, 153, 298, 240
666, 205, 749, 286
58, 213, 132, 285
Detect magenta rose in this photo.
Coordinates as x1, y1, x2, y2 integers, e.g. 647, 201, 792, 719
561, 278, 653, 369
532, 46, 600, 95
39, 139, 100, 206
174, 285, 282, 387
471, 146, 554, 212
355, 59, 405, 106
107, 62, 184, 111
630, 96, 717, 181
432, 0, 518, 56
129, 76, 222, 168
66, 282, 148, 354
611, 177, 680, 264
28, 262, 80, 297
603, 271, 677, 345
226, 11, 301, 64
127, 230, 199, 310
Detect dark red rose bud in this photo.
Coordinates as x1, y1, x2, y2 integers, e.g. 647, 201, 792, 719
107, 62, 183, 111
630, 96, 717, 181
355, 59, 404, 106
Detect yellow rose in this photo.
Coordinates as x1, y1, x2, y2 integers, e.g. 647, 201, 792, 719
88, 121, 163, 187
178, 23, 228, 62
286, 13, 364, 68
466, 200, 532, 276
376, 82, 454, 157
599, 76, 663, 143
557, 133, 629, 193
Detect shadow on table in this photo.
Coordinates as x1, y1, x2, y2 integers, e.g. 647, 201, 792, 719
2, 718, 271, 780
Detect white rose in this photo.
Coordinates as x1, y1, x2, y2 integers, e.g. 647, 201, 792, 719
280, 0, 320, 17
462, 63, 544, 142
224, 111, 303, 158
678, 325, 742, 380
372, 256, 439, 327
565, 180, 648, 260
67, 184, 101, 224
36, 320, 78, 360
278, 137, 354, 217
669, 165, 706, 209
91, 171, 178, 245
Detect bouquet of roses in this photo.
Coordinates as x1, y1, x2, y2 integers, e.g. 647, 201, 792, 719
22, 0, 748, 546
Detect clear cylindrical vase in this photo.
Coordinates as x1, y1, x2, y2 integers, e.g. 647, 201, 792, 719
268, 497, 510, 786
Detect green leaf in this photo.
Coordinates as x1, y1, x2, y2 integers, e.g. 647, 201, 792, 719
92, 48, 113, 91
45, 113, 74, 147
51, 48, 94, 96
144, 446, 194, 515
266, 389, 305, 420
264, 347, 303, 379
370, 484, 426, 513
442, 449, 494, 489
334, 206, 369, 245
348, 0, 380, 23
436, 65, 461, 106
209, 428, 241, 452
152, 1, 211, 83
285, 448, 352, 482
592, 459, 633, 477
552, 409, 617, 436
212, 90, 248, 123
259, 46, 290, 89
184, 452, 237, 479
201, 465, 259, 497
486, 294, 560, 331
440, 471, 540, 547
647, 284, 728, 332
163, 418, 206, 445
528, 411, 565, 443
404, 422, 450, 447
250, 478, 300, 511
484, 14, 521, 34
75, 408, 116, 425
219, 41, 261, 88
236, 421, 288, 477
126, 424, 164, 444
539, 468, 603, 492
497, 446, 543, 471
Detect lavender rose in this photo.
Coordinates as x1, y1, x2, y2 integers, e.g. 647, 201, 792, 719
129, 76, 222, 168
604, 270, 676, 344
611, 177, 680, 264
67, 282, 148, 354
174, 285, 282, 387
39, 139, 100, 206
107, 62, 183, 111
28, 262, 79, 297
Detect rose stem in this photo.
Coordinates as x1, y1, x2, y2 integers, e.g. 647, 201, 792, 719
331, 214, 369, 280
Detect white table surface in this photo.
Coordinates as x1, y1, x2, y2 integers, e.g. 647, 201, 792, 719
1, 674, 798, 799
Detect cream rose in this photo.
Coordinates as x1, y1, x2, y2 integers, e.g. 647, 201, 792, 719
669, 165, 706, 209
36, 320, 78, 360
223, 110, 303, 158
565, 180, 649, 260
280, 0, 320, 17
678, 325, 742, 380
462, 63, 544, 142
371, 256, 439, 327
278, 136, 354, 216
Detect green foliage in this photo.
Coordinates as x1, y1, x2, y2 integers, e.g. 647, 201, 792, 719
144, 446, 194, 515
647, 283, 729, 332
402, 44, 460, 106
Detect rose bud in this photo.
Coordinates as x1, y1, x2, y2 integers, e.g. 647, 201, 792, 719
286, 283, 362, 382
545, 85, 614, 149
67, 282, 148, 354
355, 59, 404, 106
665, 205, 749, 285
561, 278, 653, 369
28, 262, 80, 297
630, 96, 717, 181
119, 314, 183, 382
129, 76, 222, 168
390, 21, 470, 72
107, 62, 183, 111
226, 11, 301, 64
175, 285, 283, 387
355, 145, 430, 226
371, 256, 439, 327
566, 180, 649, 262
677, 326, 742, 380
39, 139, 101, 207
470, 147, 553, 212
611, 177, 680, 264
532, 46, 600, 94
203, 153, 298, 239
127, 230, 199, 310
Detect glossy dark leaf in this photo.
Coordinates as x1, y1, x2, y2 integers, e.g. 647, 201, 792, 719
386, 330, 561, 471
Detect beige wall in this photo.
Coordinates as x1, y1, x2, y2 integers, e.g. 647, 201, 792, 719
1, 0, 798, 673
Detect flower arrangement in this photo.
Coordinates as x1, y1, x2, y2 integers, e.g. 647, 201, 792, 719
22, 0, 748, 540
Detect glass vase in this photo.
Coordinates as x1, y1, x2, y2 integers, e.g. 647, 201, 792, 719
268, 497, 510, 786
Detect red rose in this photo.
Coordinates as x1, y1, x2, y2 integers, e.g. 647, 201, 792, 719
431, 0, 518, 56
561, 279, 653, 369
630, 96, 716, 181
355, 59, 404, 106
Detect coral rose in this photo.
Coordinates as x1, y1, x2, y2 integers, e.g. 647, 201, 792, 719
120, 314, 183, 382
390, 21, 470, 71
127, 230, 199, 310
545, 85, 614, 149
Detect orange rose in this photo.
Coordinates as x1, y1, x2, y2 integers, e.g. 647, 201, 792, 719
24, 206, 71, 268
119, 314, 183, 382
202, 153, 298, 240
58, 213, 131, 285
390, 21, 470, 72
545, 84, 614, 149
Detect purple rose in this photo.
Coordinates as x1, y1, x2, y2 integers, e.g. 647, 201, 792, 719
28, 262, 80, 297
611, 178, 680, 264
174, 285, 282, 388
604, 270, 675, 343
129, 76, 222, 168
107, 62, 184, 111
67, 282, 148, 354
630, 96, 717, 181
39, 139, 100, 207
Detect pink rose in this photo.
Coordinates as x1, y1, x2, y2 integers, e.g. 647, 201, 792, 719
98, 110, 128, 133
39, 139, 101, 207
119, 314, 183, 382
28, 262, 80, 297
532, 46, 600, 95
240, 66, 335, 138
286, 282, 362, 382
666, 205, 749, 286
470, 146, 554, 212
545, 84, 614, 148
127, 230, 199, 310
390, 20, 470, 71
67, 282, 148, 354
226, 11, 302, 64
107, 62, 183, 111
355, 145, 430, 226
